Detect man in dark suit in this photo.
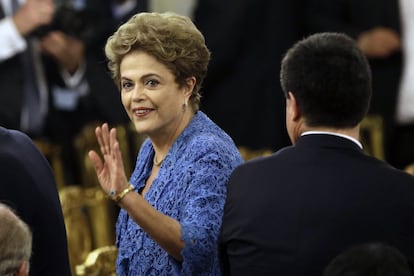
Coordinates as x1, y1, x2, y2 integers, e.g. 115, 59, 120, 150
0, 127, 71, 276
218, 32, 414, 276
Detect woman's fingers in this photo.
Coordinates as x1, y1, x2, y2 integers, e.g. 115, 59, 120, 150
95, 123, 114, 156
95, 126, 106, 155
102, 123, 111, 154
92, 123, 127, 192
88, 150, 103, 173
110, 127, 118, 157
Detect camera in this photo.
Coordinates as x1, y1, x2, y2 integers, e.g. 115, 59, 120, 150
33, 0, 94, 42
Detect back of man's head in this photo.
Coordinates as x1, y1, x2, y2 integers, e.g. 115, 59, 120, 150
324, 242, 412, 276
0, 203, 32, 276
280, 32, 372, 128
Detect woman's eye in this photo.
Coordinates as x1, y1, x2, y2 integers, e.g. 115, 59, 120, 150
122, 81, 133, 90
145, 79, 159, 87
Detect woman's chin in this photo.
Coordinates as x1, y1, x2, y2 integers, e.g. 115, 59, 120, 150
131, 121, 149, 134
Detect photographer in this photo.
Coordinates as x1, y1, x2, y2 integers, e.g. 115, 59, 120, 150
36, 0, 133, 184
0, 0, 54, 133
1, 0, 137, 184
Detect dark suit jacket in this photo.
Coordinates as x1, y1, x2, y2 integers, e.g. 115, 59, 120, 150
219, 134, 414, 276
0, 127, 71, 276
305, 0, 402, 156
0, 43, 26, 130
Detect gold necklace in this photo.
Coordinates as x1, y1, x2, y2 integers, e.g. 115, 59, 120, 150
153, 154, 164, 166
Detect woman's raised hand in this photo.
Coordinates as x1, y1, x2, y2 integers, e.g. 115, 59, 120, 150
88, 123, 130, 197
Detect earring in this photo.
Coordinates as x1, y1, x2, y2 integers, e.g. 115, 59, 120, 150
182, 99, 188, 112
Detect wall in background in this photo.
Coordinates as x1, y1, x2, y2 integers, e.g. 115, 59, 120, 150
149, 0, 197, 17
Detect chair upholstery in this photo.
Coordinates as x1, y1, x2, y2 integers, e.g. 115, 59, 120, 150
33, 139, 65, 188
238, 146, 273, 161
405, 163, 414, 175
75, 245, 118, 276
59, 186, 117, 275
360, 115, 385, 160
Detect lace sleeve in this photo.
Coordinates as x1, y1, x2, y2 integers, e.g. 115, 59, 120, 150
179, 152, 234, 275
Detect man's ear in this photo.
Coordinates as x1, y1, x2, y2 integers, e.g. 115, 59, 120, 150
287, 92, 301, 121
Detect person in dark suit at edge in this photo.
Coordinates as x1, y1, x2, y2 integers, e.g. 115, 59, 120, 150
0, 127, 71, 276
218, 32, 414, 276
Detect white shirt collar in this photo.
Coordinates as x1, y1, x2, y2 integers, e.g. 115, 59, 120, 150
301, 131, 363, 149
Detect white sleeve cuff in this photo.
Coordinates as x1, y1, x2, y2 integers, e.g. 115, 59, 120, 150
0, 17, 27, 61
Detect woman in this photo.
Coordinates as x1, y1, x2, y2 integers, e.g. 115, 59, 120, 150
88, 12, 243, 275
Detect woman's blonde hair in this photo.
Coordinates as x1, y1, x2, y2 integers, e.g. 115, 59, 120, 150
105, 12, 211, 111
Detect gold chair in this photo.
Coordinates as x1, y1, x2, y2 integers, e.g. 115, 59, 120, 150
59, 186, 93, 275
75, 245, 118, 276
67, 122, 146, 274
360, 115, 385, 160
33, 139, 66, 189
238, 146, 273, 161
405, 163, 414, 175
59, 186, 118, 275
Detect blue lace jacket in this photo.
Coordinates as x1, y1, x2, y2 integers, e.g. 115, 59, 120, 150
116, 111, 243, 275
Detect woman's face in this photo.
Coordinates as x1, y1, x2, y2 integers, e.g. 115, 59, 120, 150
119, 50, 192, 140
